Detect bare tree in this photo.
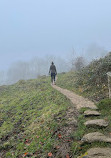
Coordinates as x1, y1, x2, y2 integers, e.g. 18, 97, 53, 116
74, 56, 86, 71
68, 47, 77, 70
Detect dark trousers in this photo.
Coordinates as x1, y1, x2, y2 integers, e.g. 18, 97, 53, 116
51, 73, 56, 83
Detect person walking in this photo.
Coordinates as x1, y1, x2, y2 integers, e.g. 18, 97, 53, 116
49, 62, 57, 85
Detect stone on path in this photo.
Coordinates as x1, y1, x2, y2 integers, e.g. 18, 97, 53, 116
84, 119, 108, 128
81, 132, 111, 144
85, 147, 111, 158
66, 117, 77, 126
84, 110, 100, 117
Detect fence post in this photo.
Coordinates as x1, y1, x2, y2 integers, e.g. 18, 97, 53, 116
107, 72, 111, 98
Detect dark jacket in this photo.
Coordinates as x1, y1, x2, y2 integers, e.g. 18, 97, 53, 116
49, 64, 57, 74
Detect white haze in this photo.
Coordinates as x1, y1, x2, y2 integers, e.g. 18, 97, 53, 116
0, 44, 109, 86
0, 0, 111, 85
0, 55, 71, 85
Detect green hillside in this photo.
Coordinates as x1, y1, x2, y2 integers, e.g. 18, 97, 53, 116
0, 77, 73, 158
1, 53, 111, 158
57, 52, 111, 102
56, 53, 111, 157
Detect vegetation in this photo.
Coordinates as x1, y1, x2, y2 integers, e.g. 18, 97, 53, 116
70, 99, 111, 157
57, 52, 111, 102
0, 77, 72, 157
57, 52, 111, 157
1, 53, 111, 157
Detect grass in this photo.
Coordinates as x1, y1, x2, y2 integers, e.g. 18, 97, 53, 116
56, 71, 111, 157
0, 77, 72, 158
55, 54, 111, 157
1, 53, 111, 157
70, 98, 111, 157
57, 69, 108, 102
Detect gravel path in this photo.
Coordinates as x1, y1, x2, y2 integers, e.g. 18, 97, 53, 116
52, 85, 97, 110
52, 84, 111, 158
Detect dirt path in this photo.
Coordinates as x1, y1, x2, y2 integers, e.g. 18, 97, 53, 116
52, 85, 97, 110
53, 103, 78, 158
51, 84, 98, 158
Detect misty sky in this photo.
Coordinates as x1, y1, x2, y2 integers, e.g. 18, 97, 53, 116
0, 0, 111, 70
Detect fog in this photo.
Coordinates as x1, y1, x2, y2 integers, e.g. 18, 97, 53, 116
0, 56, 71, 85
0, 0, 111, 85
0, 46, 108, 85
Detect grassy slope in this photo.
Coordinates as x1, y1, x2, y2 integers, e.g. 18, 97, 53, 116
57, 52, 111, 102
0, 77, 72, 158
57, 71, 108, 102
56, 53, 111, 157
1, 53, 111, 158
